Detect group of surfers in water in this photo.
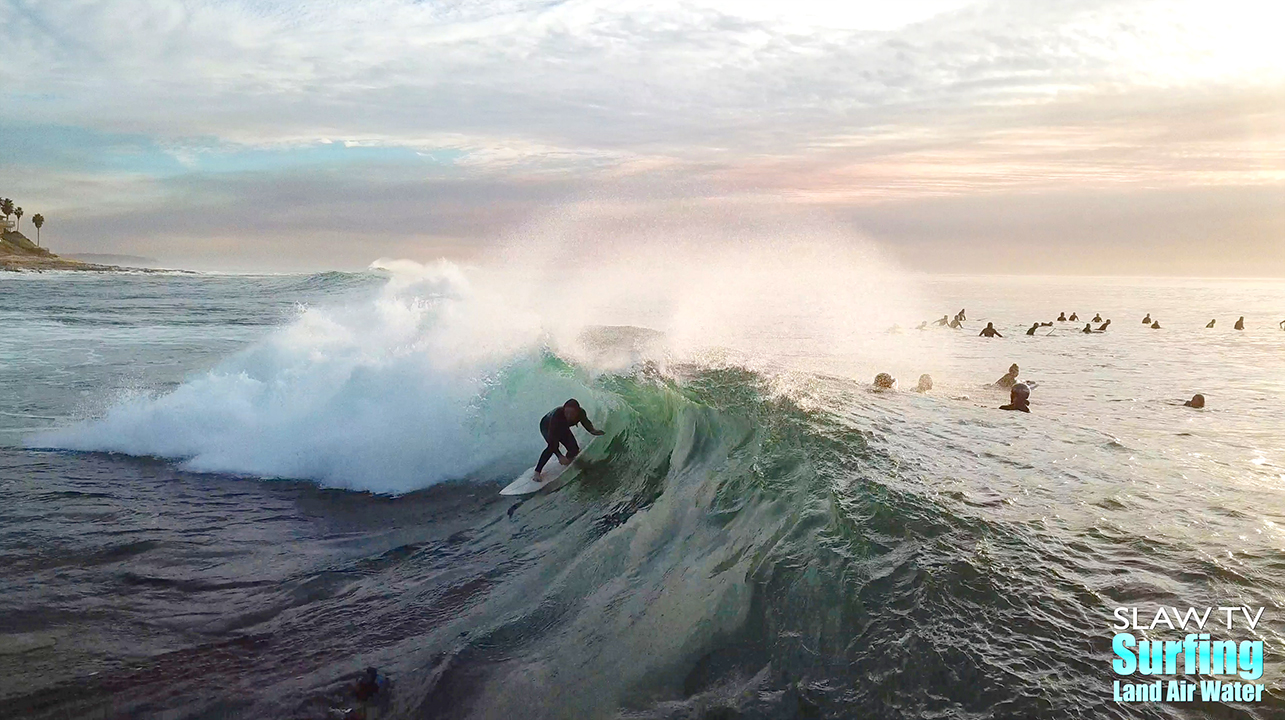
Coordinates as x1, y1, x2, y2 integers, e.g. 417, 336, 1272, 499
871, 364, 1031, 412
920, 308, 1281, 335
868, 360, 1207, 415
532, 307, 1271, 480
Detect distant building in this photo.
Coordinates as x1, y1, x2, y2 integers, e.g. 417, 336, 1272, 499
0, 217, 13, 232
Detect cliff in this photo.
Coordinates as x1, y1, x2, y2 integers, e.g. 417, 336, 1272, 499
1, 230, 127, 271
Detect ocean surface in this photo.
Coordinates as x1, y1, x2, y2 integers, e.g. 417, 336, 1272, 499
3, 264, 1285, 720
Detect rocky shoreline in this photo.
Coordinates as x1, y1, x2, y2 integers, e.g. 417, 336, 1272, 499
0, 231, 161, 273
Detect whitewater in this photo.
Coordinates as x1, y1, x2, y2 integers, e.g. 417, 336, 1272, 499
3, 236, 1285, 718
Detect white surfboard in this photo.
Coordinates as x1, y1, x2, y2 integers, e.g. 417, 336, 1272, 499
500, 457, 576, 496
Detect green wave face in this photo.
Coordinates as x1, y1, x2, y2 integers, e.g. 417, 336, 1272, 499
448, 361, 1120, 720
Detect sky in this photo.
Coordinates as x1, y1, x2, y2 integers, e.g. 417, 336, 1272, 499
1, 0, 1283, 274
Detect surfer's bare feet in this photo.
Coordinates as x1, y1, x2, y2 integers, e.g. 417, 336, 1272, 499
533, 471, 544, 482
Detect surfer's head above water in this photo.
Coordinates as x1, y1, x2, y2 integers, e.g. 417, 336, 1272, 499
1184, 393, 1205, 409
1000, 383, 1031, 412
995, 364, 1019, 388
873, 373, 897, 390
916, 374, 933, 392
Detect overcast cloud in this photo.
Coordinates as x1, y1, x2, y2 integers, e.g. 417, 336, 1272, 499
1, 0, 1282, 273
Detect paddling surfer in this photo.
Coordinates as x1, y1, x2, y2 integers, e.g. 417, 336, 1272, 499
534, 399, 604, 480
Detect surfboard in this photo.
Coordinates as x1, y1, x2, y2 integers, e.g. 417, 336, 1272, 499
500, 458, 576, 496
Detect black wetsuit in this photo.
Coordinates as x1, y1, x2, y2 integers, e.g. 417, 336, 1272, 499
999, 401, 1030, 413
536, 407, 581, 472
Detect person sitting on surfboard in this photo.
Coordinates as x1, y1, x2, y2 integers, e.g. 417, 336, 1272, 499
534, 399, 604, 480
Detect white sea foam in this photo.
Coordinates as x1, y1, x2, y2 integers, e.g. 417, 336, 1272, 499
37, 260, 592, 493
35, 208, 937, 492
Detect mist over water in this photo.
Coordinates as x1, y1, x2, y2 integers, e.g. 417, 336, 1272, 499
37, 211, 934, 493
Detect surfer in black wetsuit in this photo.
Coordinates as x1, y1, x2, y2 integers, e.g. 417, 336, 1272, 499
979, 322, 1002, 337
1206, 319, 1216, 328
1092, 313, 1103, 323
534, 399, 604, 479
1235, 316, 1245, 330
1026, 323, 1039, 335
1000, 383, 1031, 412
1057, 312, 1067, 322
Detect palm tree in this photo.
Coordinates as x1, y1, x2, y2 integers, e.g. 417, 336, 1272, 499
32, 214, 44, 246
0, 198, 12, 228
13, 207, 22, 231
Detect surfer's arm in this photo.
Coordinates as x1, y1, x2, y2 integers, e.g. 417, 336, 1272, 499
580, 417, 605, 436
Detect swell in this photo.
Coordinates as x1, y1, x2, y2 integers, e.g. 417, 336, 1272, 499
11, 364, 1279, 719
400, 366, 1202, 720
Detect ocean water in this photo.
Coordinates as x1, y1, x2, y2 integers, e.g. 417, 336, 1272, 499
2, 264, 1284, 720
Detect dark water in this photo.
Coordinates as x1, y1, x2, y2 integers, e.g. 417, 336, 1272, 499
3, 270, 1284, 719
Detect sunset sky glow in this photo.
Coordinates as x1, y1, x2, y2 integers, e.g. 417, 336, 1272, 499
2, 0, 1283, 273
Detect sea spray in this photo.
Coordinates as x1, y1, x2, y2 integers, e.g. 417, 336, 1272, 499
35, 260, 597, 493
35, 210, 939, 491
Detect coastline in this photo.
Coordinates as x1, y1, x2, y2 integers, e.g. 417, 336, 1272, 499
0, 230, 166, 273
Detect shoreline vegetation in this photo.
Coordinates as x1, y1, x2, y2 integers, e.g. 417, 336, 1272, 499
0, 229, 146, 272
2, 195, 167, 272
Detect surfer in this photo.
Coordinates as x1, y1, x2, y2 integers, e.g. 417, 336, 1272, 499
1142, 313, 1151, 324
979, 322, 1002, 338
1096, 319, 1111, 331
1069, 312, 1079, 321
935, 315, 950, 326
873, 373, 897, 391
956, 309, 967, 321
1057, 312, 1067, 321
1184, 394, 1205, 409
995, 363, 1020, 388
1151, 321, 1161, 329
1092, 313, 1102, 323
1082, 323, 1093, 334
999, 383, 1031, 412
949, 316, 963, 329
534, 399, 604, 480
915, 374, 933, 392
1235, 316, 1245, 330
1026, 323, 1039, 335
1206, 319, 1216, 328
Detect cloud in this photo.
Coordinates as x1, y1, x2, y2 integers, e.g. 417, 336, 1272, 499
1, 0, 1282, 273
